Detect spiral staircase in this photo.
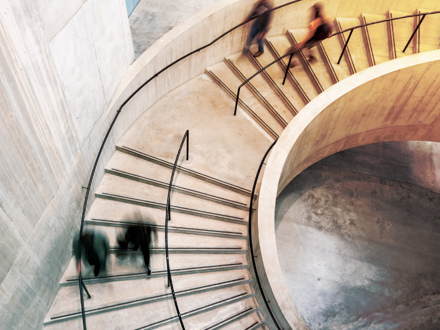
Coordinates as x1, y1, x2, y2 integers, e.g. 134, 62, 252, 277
43, 7, 440, 330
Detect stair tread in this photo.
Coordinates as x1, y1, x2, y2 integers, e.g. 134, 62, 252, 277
266, 34, 319, 101
336, 17, 370, 72
418, 9, 440, 52
46, 271, 250, 321
319, 33, 352, 80
96, 173, 247, 218
207, 61, 284, 136
253, 41, 307, 112
226, 52, 294, 123
389, 10, 418, 57
87, 199, 248, 234
288, 28, 335, 90
116, 73, 273, 190
362, 13, 390, 64
85, 223, 247, 249
107, 150, 250, 206
61, 253, 248, 284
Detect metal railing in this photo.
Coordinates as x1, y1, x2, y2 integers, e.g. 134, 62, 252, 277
74, 2, 440, 329
234, 10, 440, 115
248, 139, 279, 329
75, 1, 306, 328
164, 130, 189, 329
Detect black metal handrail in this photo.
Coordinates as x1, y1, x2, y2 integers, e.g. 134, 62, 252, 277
234, 10, 440, 115
74, 2, 438, 328
248, 139, 279, 329
165, 130, 189, 329
75, 1, 308, 326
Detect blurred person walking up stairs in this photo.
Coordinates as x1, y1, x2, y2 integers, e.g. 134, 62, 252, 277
287, 2, 333, 67
242, 0, 274, 57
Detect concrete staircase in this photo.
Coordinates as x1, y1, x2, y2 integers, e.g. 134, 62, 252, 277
44, 8, 439, 330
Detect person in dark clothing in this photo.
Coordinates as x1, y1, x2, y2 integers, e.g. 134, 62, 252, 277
242, 0, 274, 57
73, 229, 110, 277
287, 2, 333, 67
117, 220, 157, 276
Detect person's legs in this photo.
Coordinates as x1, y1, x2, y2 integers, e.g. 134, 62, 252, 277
243, 22, 260, 53
303, 40, 318, 63
141, 245, 151, 276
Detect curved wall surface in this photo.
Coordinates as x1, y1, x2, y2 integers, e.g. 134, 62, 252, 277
256, 51, 440, 328
0, 0, 439, 328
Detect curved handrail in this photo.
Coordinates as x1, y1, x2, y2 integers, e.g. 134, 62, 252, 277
248, 139, 279, 329
75, 1, 306, 327
72, 2, 439, 328
165, 130, 190, 329
233, 10, 440, 115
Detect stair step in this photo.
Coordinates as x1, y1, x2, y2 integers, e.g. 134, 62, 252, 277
104, 168, 248, 210
204, 307, 261, 330
266, 34, 319, 103
255, 40, 308, 112
94, 192, 246, 224
319, 30, 352, 79
86, 218, 246, 243
96, 172, 247, 218
116, 145, 252, 197
87, 224, 247, 254
184, 296, 259, 330
141, 293, 256, 329
388, 10, 418, 57
206, 62, 283, 138
287, 29, 334, 91
335, 17, 370, 72
226, 52, 294, 124
362, 13, 391, 65
45, 276, 251, 325
107, 150, 250, 207
61, 261, 249, 286
417, 9, 440, 52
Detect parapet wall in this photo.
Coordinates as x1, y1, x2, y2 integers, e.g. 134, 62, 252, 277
0, 0, 438, 328
256, 51, 440, 328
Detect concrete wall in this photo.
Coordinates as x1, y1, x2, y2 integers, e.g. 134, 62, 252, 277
0, 0, 438, 328
0, 0, 133, 328
256, 51, 440, 328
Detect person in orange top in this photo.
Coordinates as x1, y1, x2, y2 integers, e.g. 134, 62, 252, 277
288, 2, 333, 67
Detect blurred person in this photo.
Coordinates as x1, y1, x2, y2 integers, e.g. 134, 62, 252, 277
73, 229, 110, 277
117, 211, 157, 277
287, 2, 333, 67
242, 0, 274, 57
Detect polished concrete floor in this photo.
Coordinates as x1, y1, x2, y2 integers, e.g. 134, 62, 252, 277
276, 141, 440, 329
129, 0, 223, 58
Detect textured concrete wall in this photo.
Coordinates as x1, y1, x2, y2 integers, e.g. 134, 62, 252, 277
256, 52, 440, 328
276, 156, 440, 328
0, 0, 133, 328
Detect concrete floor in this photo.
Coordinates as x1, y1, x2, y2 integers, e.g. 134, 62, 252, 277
276, 141, 440, 329
129, 0, 223, 58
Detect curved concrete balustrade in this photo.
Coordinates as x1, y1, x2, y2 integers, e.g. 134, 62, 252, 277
100, 0, 440, 192
255, 50, 440, 328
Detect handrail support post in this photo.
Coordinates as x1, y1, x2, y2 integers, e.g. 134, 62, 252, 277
403, 14, 426, 53
186, 130, 189, 161
338, 29, 353, 64
82, 280, 91, 299
234, 89, 240, 116
282, 53, 294, 85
